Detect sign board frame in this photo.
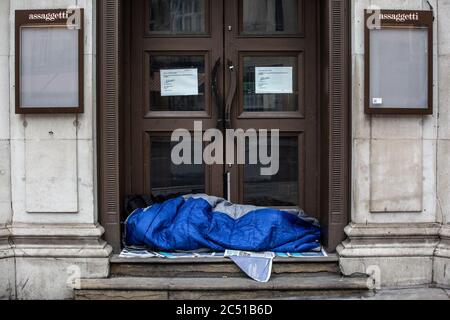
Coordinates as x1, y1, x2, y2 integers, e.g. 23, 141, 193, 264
364, 9, 433, 115
15, 9, 84, 114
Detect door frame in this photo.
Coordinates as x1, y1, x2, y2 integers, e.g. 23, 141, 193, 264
97, 0, 351, 253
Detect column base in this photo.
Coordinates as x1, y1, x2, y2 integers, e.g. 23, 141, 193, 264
434, 224, 450, 288
8, 223, 112, 300
0, 226, 15, 300
337, 223, 441, 288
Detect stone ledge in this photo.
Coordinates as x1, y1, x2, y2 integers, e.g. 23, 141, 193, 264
344, 222, 441, 239
9, 223, 106, 237
435, 225, 450, 258
436, 244, 450, 258
78, 274, 370, 291
75, 289, 373, 300
110, 254, 340, 264
0, 226, 13, 259
7, 223, 112, 259
338, 245, 438, 257
338, 223, 441, 258
438, 224, 450, 241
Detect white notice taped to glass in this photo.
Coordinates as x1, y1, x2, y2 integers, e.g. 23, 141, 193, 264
255, 67, 293, 94
160, 68, 199, 96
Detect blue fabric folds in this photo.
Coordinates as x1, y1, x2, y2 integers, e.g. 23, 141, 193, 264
125, 195, 321, 253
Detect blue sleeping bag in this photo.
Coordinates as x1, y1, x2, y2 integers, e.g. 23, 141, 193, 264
125, 194, 321, 253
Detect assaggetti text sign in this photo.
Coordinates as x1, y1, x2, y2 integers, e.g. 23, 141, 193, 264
255, 67, 293, 94
160, 69, 199, 97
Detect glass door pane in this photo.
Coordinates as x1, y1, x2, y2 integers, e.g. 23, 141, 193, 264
149, 54, 206, 112
150, 136, 205, 197
149, 0, 207, 34
242, 55, 300, 112
243, 137, 299, 207
241, 0, 300, 35
128, 0, 224, 204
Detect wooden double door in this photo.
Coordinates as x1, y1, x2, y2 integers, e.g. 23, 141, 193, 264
126, 0, 319, 215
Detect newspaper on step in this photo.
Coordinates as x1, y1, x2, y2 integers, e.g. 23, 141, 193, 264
224, 250, 276, 283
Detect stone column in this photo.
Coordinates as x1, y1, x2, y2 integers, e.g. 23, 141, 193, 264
6, 0, 111, 300
339, 0, 442, 287
0, 0, 15, 300
434, 0, 450, 287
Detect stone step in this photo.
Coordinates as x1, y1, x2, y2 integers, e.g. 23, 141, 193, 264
75, 274, 372, 300
110, 254, 341, 278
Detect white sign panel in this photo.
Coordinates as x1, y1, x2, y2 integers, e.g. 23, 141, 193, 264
255, 67, 293, 94
160, 68, 199, 97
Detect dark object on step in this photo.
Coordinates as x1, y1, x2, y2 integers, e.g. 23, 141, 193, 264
124, 195, 153, 216
124, 192, 191, 215
151, 192, 188, 204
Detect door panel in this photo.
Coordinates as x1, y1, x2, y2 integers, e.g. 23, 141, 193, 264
128, 0, 318, 219
242, 135, 304, 207
145, 52, 211, 117
240, 0, 304, 36
147, 0, 209, 35
225, 0, 318, 217
147, 135, 206, 196
130, 0, 224, 197
240, 53, 304, 116
147, 54, 207, 112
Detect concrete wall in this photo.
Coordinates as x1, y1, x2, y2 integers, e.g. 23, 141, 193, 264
339, 0, 450, 288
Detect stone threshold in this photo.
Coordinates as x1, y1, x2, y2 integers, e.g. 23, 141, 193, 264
78, 274, 369, 291
110, 253, 339, 265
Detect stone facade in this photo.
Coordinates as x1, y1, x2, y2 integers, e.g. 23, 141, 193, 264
338, 0, 450, 288
0, 0, 111, 300
0, 0, 449, 299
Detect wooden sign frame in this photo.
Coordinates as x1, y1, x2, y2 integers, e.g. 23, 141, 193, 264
15, 9, 84, 114
364, 10, 433, 115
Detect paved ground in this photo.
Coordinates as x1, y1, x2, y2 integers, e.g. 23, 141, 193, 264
362, 287, 450, 300
319, 286, 450, 300
278, 287, 450, 300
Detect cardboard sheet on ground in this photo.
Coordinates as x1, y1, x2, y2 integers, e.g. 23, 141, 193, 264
160, 68, 198, 96
119, 248, 328, 282
119, 248, 327, 259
